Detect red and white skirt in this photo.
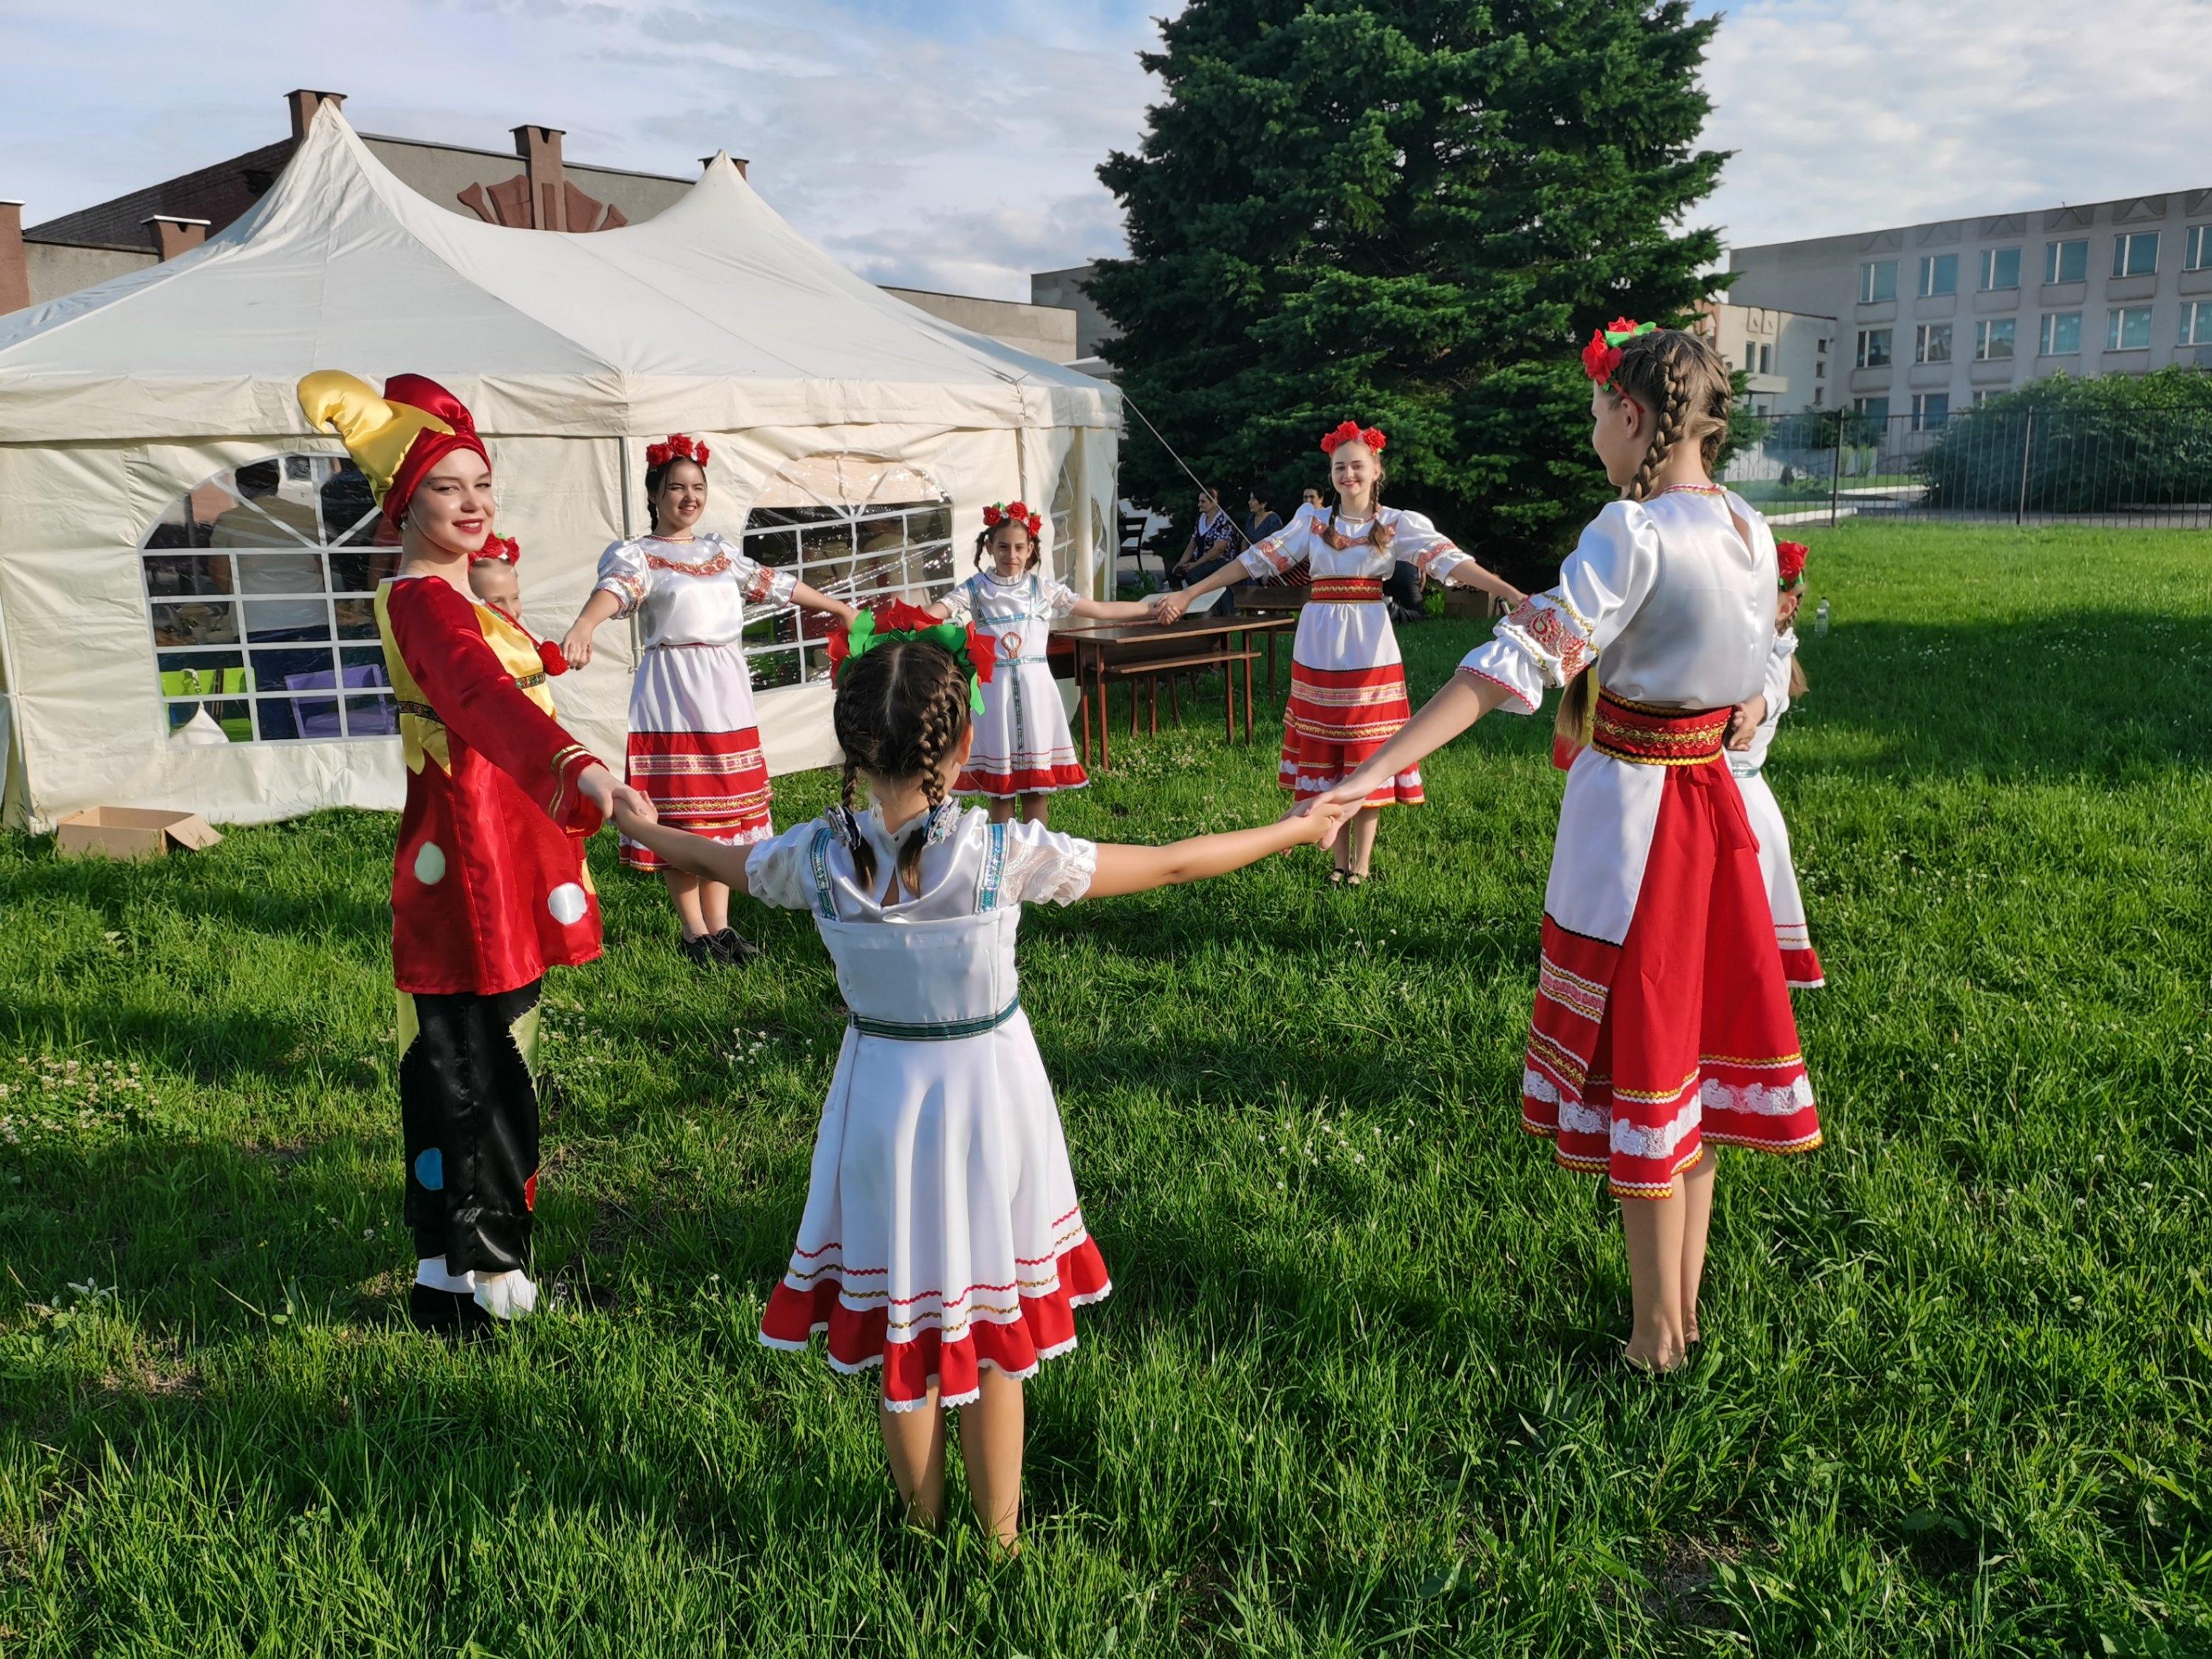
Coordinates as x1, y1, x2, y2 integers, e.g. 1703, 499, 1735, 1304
621, 640, 773, 871
955, 657, 1088, 798
1280, 582, 1423, 806
1736, 770, 1825, 988
1521, 697, 1820, 1198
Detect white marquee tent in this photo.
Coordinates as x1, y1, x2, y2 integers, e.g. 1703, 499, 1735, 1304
0, 104, 1120, 831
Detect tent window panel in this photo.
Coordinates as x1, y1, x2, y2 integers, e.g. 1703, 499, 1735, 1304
1049, 460, 1077, 566
141, 453, 391, 745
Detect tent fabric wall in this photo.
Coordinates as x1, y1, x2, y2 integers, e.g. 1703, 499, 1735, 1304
0, 106, 1120, 833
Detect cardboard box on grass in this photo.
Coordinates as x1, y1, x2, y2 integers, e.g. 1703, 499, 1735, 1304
54, 807, 223, 861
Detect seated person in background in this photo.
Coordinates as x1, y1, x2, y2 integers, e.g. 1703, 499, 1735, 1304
1169, 488, 1244, 611
1245, 490, 1283, 545
1301, 487, 1325, 514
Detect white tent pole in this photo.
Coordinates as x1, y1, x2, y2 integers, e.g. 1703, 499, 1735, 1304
618, 433, 642, 661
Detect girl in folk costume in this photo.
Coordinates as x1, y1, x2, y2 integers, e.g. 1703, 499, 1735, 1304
562, 436, 858, 967
1724, 539, 1824, 988
613, 608, 1354, 1551
1154, 422, 1521, 886
1303, 324, 1821, 1371
926, 500, 1159, 825
296, 371, 653, 1336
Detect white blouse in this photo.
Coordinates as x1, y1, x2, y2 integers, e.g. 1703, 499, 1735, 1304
938, 571, 1082, 664
747, 804, 1098, 920
1728, 630, 1798, 778
592, 532, 800, 652
1237, 502, 1473, 584
1462, 492, 1778, 714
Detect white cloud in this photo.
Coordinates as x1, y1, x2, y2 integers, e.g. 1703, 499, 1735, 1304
1700, 0, 2212, 250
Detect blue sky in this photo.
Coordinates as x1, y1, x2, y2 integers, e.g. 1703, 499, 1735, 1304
4, 1, 2210, 296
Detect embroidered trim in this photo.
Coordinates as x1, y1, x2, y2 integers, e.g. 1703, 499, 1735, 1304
645, 548, 735, 577
977, 818, 1008, 910
808, 825, 838, 920
1589, 695, 1729, 766
1308, 577, 1385, 604
1499, 593, 1597, 686
849, 997, 1022, 1042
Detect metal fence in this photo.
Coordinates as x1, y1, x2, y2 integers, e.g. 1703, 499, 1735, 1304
1718, 407, 2212, 529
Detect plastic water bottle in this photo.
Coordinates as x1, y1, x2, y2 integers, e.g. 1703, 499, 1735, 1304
1813, 598, 1830, 639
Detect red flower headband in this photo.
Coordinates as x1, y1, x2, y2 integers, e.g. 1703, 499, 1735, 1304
981, 499, 1043, 537
646, 433, 709, 469
1775, 541, 1809, 589
826, 599, 996, 714
1319, 420, 1387, 456
1582, 316, 1658, 388
473, 533, 520, 565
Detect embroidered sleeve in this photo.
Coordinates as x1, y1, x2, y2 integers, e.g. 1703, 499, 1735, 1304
727, 538, 800, 607
1000, 823, 1098, 906
1390, 509, 1473, 583
1238, 506, 1313, 579
743, 821, 823, 911
592, 539, 650, 619
1039, 578, 1082, 620
1459, 501, 1659, 715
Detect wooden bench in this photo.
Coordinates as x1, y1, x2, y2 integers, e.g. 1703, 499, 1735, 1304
1096, 646, 1263, 741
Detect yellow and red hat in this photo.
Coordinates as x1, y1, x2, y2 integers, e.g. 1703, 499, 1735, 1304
296, 370, 491, 526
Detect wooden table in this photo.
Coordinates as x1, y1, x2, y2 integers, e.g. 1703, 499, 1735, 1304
1060, 613, 1298, 773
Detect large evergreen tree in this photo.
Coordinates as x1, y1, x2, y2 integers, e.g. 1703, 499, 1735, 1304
1093, 0, 1727, 573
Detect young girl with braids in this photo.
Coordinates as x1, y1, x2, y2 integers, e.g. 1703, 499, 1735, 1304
613, 605, 1353, 1551
1724, 539, 1824, 988
563, 436, 858, 967
926, 499, 1160, 825
1303, 323, 1821, 1371
1155, 422, 1521, 886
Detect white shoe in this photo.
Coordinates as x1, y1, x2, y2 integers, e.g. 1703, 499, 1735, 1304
471, 1268, 539, 1321
414, 1255, 473, 1295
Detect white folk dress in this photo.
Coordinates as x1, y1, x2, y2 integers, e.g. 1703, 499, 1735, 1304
592, 532, 797, 870
938, 570, 1087, 797
1461, 487, 1820, 1197
1727, 630, 1824, 988
1237, 502, 1473, 804
749, 804, 1110, 1410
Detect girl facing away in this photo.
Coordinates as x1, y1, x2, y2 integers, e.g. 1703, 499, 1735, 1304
927, 502, 1160, 826
1154, 422, 1521, 886
614, 608, 1352, 1549
1303, 323, 1821, 1371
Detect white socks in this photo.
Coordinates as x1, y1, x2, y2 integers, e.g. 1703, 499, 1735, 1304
471, 1268, 539, 1320
415, 1256, 540, 1320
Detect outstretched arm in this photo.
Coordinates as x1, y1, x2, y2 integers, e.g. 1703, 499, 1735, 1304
1066, 594, 1164, 621
1082, 802, 1354, 899
561, 589, 625, 669
612, 804, 754, 891
791, 581, 860, 625
1301, 671, 1518, 816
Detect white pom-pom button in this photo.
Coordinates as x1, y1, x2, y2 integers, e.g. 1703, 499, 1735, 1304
413, 843, 447, 885
547, 882, 589, 925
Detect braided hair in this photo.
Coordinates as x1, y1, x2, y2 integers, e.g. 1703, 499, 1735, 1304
831, 637, 974, 902
1555, 326, 1734, 747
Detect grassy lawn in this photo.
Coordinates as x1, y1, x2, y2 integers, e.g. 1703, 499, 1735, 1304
3, 521, 2207, 1655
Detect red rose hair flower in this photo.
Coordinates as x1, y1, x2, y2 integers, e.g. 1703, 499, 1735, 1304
1582, 318, 1657, 388
1775, 541, 1809, 589
474, 533, 520, 565
645, 433, 710, 469
1318, 420, 1386, 456
981, 500, 1043, 536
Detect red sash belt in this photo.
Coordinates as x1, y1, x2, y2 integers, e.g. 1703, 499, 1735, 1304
1590, 693, 1729, 766
1308, 577, 1384, 604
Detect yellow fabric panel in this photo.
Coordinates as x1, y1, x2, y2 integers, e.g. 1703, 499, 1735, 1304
296, 371, 454, 509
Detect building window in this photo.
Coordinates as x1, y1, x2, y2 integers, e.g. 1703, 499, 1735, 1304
1859, 260, 1899, 304
2187, 225, 2212, 272
1978, 247, 2022, 291
1758, 342, 1772, 373
2106, 306, 2154, 351
1917, 253, 1958, 297
1970, 391, 1996, 408
1911, 393, 1949, 432
739, 456, 953, 690
141, 455, 396, 745
1852, 395, 1889, 420
1744, 343, 1757, 373
2111, 231, 2160, 279
2039, 311, 2083, 355
1856, 328, 1892, 368
1812, 387, 1824, 407
2044, 238, 2088, 284
1974, 318, 2017, 361
2182, 300, 2212, 346
1914, 322, 1953, 364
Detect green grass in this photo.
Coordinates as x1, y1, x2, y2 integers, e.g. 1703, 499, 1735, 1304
3, 522, 2208, 1655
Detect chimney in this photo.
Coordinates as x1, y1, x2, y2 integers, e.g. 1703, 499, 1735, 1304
146, 216, 211, 260
0, 201, 28, 314
513, 125, 566, 231
287, 88, 347, 142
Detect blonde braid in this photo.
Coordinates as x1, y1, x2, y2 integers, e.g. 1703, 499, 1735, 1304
840, 761, 877, 891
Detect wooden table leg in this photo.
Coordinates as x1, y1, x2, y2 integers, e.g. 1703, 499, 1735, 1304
1221, 640, 1234, 744
1243, 648, 1255, 741
1076, 645, 1092, 770
1098, 653, 1111, 774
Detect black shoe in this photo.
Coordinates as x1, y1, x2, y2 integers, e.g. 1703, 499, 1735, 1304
709, 927, 762, 965
408, 1283, 493, 1339
678, 932, 723, 969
